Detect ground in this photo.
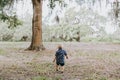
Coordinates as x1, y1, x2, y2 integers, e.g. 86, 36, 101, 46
0, 42, 120, 80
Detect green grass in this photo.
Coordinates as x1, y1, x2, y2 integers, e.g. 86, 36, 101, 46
32, 76, 51, 80
28, 62, 63, 80
0, 49, 6, 55
99, 77, 107, 80
26, 62, 54, 76
32, 76, 63, 80
0, 77, 4, 80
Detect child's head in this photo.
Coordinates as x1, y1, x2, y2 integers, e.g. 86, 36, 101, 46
58, 45, 62, 50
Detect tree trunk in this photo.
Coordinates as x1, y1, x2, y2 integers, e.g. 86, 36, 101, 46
28, 0, 45, 51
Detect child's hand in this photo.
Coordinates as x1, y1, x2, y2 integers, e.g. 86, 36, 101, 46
66, 56, 68, 59
53, 57, 56, 62
53, 59, 55, 63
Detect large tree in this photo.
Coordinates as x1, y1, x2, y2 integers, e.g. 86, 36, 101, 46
28, 0, 45, 51
28, 0, 65, 51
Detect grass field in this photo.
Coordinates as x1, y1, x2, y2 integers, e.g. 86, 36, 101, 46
0, 42, 120, 80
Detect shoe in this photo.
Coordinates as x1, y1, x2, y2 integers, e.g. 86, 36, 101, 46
56, 69, 58, 71
61, 71, 63, 73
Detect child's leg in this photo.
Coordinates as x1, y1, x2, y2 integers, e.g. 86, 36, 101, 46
61, 66, 64, 72
60, 63, 65, 72
56, 64, 59, 71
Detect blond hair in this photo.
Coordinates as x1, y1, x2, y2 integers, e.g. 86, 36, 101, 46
58, 45, 62, 49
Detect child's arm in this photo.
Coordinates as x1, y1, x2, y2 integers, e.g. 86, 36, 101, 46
53, 56, 56, 62
66, 55, 68, 59
64, 51, 68, 59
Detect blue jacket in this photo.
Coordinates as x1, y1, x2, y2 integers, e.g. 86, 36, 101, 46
55, 49, 67, 63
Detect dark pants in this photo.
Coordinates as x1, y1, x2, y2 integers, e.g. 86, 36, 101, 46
56, 62, 65, 66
